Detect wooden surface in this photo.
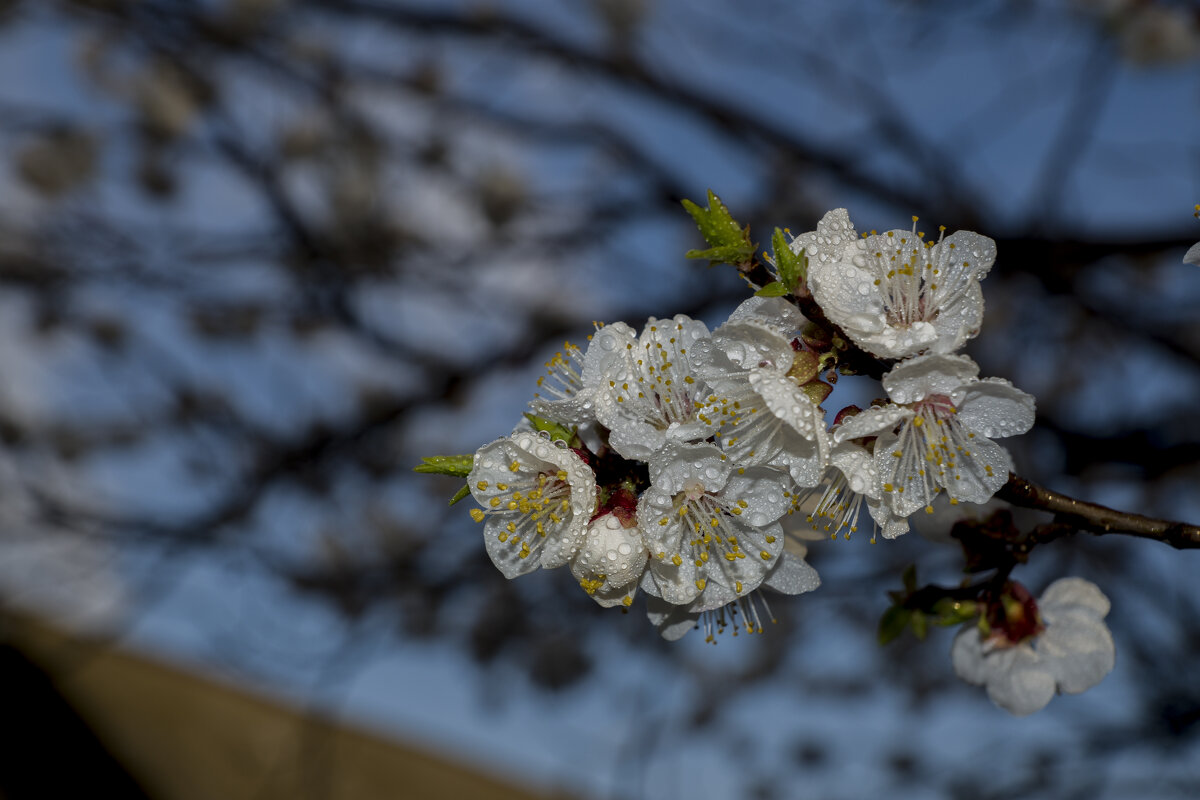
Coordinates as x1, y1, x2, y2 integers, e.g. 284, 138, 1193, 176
5, 615, 560, 800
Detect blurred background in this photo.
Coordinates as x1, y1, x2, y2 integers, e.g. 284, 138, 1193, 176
1, 0, 1199, 798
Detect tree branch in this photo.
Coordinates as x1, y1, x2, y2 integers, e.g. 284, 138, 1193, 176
998, 473, 1200, 550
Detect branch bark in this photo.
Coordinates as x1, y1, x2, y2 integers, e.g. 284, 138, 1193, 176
998, 473, 1200, 550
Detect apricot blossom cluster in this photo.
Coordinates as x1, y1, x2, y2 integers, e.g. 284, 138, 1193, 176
433, 204, 1116, 714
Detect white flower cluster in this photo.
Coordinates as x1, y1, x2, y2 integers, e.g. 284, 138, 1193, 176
466, 208, 1041, 643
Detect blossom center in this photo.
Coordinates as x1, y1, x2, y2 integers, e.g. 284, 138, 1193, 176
985, 582, 1045, 648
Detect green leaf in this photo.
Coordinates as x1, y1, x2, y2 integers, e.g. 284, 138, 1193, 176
771, 228, 807, 291
932, 598, 980, 627
878, 605, 911, 645
681, 190, 745, 247
681, 190, 756, 265
910, 611, 929, 640
685, 244, 757, 265
902, 564, 918, 593
754, 281, 789, 297
413, 454, 473, 477
448, 484, 471, 506
523, 413, 577, 445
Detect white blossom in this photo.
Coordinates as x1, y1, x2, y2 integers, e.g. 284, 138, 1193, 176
529, 340, 593, 425
570, 511, 649, 608
1185, 241, 1200, 267
952, 578, 1116, 716
645, 553, 819, 641
867, 354, 1035, 517
799, 426, 910, 541
795, 209, 995, 360
692, 297, 828, 488
637, 442, 793, 608
468, 431, 597, 578
529, 322, 639, 426
592, 315, 715, 461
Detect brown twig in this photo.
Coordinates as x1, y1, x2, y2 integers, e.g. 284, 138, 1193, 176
998, 473, 1200, 550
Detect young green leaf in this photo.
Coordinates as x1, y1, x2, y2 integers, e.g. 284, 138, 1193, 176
770, 228, 807, 291
448, 484, 471, 506
910, 611, 929, 640
523, 413, 577, 445
754, 281, 789, 297
681, 190, 756, 266
932, 598, 980, 627
878, 605, 912, 645
685, 244, 759, 265
413, 454, 473, 477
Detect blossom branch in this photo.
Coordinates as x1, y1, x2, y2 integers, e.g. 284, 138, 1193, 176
998, 473, 1200, 550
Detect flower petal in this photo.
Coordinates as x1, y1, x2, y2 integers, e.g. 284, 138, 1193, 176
1036, 611, 1115, 694
941, 433, 1012, 505
867, 496, 910, 539
832, 404, 911, 444
770, 429, 827, 489
874, 429, 935, 517
711, 321, 795, 373
936, 229, 997, 282
483, 520, 544, 579
648, 442, 729, 496
721, 467, 791, 527
1039, 577, 1111, 618
929, 282, 985, 355
951, 627, 988, 686
952, 378, 1036, 439
761, 552, 821, 595
985, 647, 1057, 716
646, 595, 700, 641
882, 353, 980, 404
829, 440, 880, 498
724, 296, 806, 336
1184, 241, 1200, 266
582, 321, 637, 386
803, 211, 893, 339
751, 370, 825, 441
